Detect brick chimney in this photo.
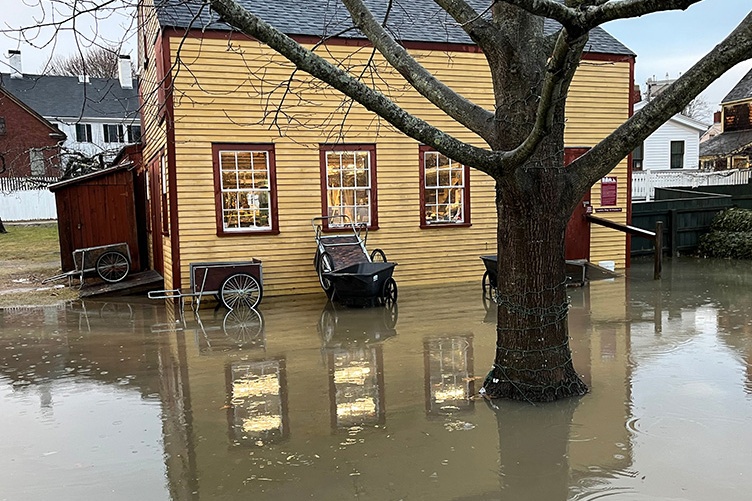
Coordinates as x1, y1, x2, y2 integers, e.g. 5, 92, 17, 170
7, 49, 22, 79
713, 111, 722, 124
118, 55, 133, 89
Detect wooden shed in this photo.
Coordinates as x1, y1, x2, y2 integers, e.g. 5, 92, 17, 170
50, 163, 144, 273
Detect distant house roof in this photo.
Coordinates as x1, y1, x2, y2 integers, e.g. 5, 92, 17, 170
154, 0, 634, 56
0, 87, 66, 138
722, 67, 752, 104
0, 73, 139, 122
634, 100, 709, 132
699, 129, 752, 158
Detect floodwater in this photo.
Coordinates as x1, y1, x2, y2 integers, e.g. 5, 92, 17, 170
1, 258, 752, 501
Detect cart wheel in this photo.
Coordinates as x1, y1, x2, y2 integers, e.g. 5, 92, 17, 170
383, 301, 399, 329
219, 273, 262, 310
223, 307, 264, 346
382, 277, 398, 305
482, 271, 491, 294
319, 308, 336, 343
370, 248, 387, 262
96, 251, 130, 283
318, 252, 334, 295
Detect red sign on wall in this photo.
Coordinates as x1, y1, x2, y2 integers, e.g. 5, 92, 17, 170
601, 177, 618, 206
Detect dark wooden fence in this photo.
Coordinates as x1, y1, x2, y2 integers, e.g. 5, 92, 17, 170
631, 188, 737, 257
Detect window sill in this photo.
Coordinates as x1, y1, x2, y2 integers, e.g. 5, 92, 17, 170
420, 222, 472, 229
218, 228, 280, 237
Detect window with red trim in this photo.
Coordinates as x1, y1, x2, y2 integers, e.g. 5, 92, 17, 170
320, 145, 378, 228
213, 144, 279, 236
420, 147, 470, 227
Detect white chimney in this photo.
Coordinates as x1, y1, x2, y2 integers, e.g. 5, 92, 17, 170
118, 55, 133, 89
8, 49, 22, 79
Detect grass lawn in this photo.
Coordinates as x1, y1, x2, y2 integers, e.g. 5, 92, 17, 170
0, 223, 78, 307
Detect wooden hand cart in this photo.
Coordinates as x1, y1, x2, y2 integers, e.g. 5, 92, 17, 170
149, 259, 263, 311
43, 242, 131, 287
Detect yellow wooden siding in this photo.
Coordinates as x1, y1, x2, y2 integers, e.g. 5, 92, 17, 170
138, 0, 173, 285
164, 36, 629, 295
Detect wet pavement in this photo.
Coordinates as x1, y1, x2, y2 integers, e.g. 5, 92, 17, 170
1, 257, 752, 500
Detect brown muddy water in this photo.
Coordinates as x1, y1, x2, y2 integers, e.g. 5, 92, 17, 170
1, 258, 752, 501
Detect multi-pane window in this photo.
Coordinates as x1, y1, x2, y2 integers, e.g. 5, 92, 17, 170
214, 144, 277, 234
103, 124, 124, 143
0, 116, 6, 136
670, 140, 685, 169
321, 145, 376, 227
421, 147, 470, 226
75, 123, 92, 142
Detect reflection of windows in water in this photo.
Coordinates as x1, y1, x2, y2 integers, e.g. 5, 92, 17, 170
424, 336, 475, 415
328, 346, 385, 428
228, 360, 287, 443
324, 147, 374, 226
422, 149, 468, 225
219, 149, 273, 231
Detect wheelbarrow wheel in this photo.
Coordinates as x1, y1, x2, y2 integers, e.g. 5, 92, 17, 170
382, 277, 398, 305
223, 306, 264, 345
370, 248, 387, 262
318, 252, 334, 297
219, 273, 262, 310
96, 251, 130, 283
482, 271, 491, 294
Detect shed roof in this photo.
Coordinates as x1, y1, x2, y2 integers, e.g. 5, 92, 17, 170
48, 162, 134, 192
0, 73, 139, 121
699, 129, 752, 158
722, 67, 752, 104
155, 0, 634, 56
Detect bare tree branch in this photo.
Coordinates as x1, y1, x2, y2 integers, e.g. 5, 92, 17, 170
208, 0, 508, 174
340, 0, 496, 141
432, 0, 506, 52
568, 10, 752, 191
505, 29, 586, 169
496, 0, 703, 31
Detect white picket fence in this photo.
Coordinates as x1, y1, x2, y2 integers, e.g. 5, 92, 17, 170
0, 177, 58, 221
632, 169, 752, 201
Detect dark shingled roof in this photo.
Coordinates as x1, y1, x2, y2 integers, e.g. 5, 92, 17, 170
154, 0, 634, 56
0, 73, 139, 121
699, 129, 752, 158
722, 67, 752, 104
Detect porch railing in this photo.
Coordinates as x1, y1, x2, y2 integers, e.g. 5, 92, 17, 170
633, 169, 751, 201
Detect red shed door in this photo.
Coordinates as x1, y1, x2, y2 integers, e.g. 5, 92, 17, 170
565, 147, 591, 261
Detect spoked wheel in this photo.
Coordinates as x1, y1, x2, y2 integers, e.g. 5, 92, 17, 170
383, 301, 399, 329
319, 308, 336, 343
370, 248, 387, 262
96, 251, 130, 283
318, 252, 334, 297
219, 273, 262, 310
223, 307, 264, 346
382, 277, 398, 305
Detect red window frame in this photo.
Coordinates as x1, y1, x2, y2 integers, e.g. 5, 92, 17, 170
419, 146, 471, 228
212, 143, 280, 237
319, 144, 379, 231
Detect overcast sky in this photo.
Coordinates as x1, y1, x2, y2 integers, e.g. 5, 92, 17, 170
2, 0, 751, 123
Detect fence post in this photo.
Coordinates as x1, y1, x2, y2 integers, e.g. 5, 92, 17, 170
654, 221, 663, 280
669, 209, 678, 257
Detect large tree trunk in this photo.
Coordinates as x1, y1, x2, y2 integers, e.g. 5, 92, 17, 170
482, 138, 588, 402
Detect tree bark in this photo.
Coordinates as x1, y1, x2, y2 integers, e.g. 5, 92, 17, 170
483, 137, 587, 402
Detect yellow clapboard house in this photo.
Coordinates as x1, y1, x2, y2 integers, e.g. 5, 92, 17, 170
137, 0, 635, 298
